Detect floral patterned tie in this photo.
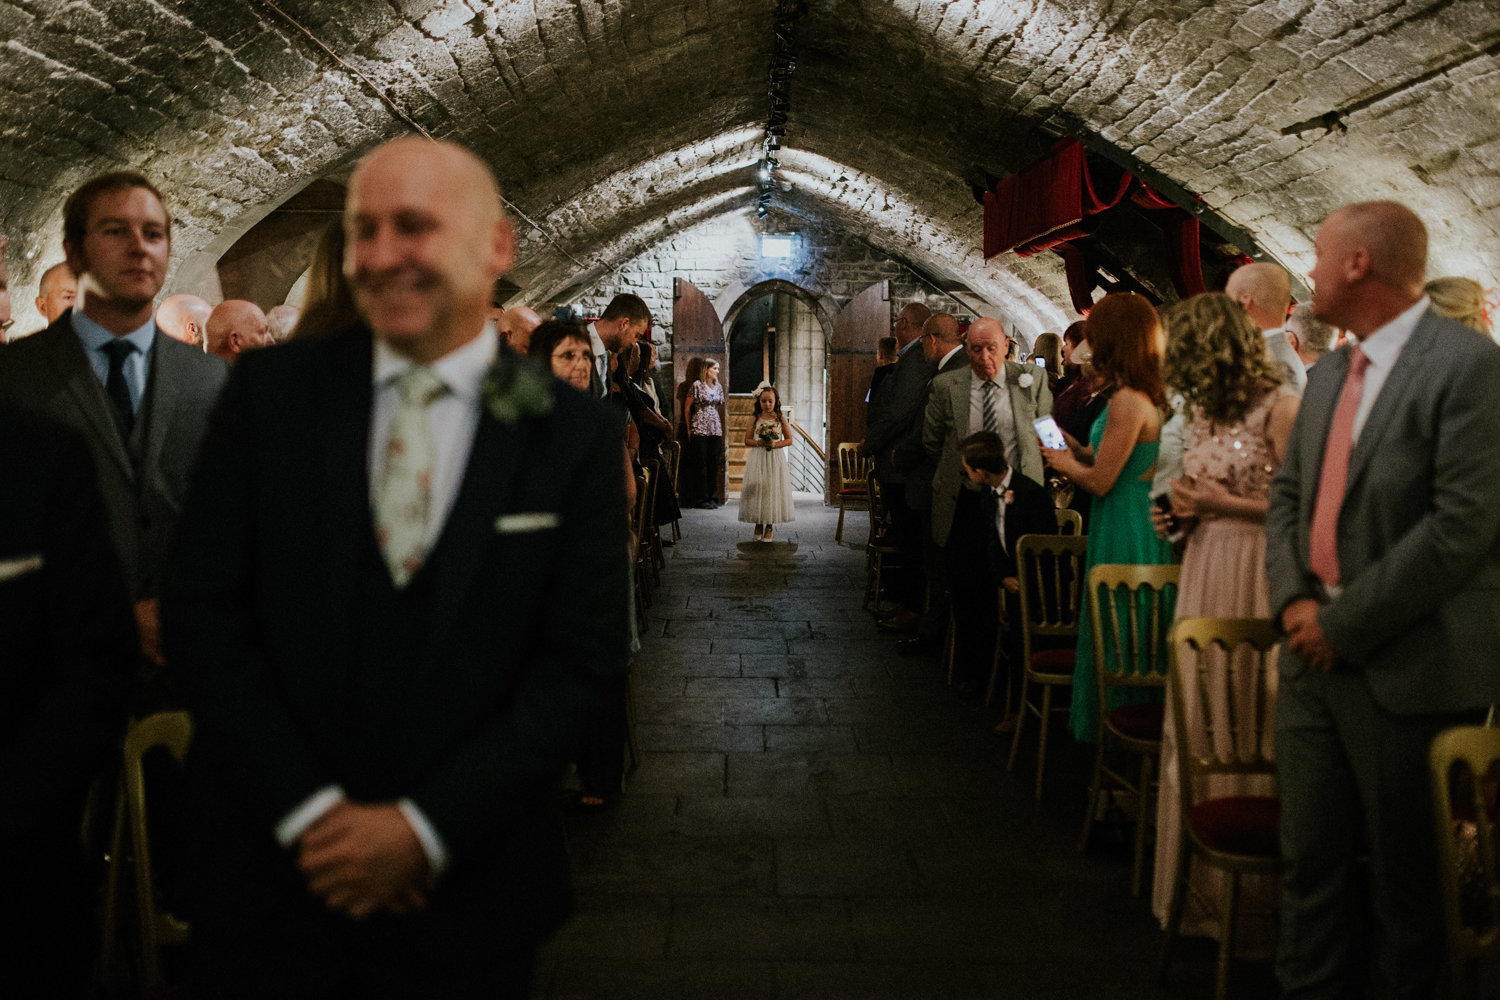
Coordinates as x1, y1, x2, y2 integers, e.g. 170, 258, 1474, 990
375, 366, 448, 588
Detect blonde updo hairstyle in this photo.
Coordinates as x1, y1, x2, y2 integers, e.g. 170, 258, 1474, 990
1425, 277, 1491, 335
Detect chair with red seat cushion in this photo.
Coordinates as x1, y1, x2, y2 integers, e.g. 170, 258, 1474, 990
1078, 564, 1180, 900
834, 443, 872, 544
1159, 618, 1282, 1000
1108, 701, 1165, 743
1006, 533, 1089, 801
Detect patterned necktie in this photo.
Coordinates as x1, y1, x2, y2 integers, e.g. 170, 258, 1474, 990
981, 380, 999, 433
1309, 347, 1371, 588
101, 338, 137, 431
374, 367, 448, 588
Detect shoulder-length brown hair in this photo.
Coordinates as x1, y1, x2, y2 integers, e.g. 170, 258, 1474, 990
1085, 293, 1166, 407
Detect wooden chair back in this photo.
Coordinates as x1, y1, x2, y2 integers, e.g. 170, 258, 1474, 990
1167, 618, 1280, 792
837, 443, 871, 491
1430, 725, 1500, 991
1087, 563, 1180, 693
118, 711, 193, 988
1015, 534, 1089, 649
1054, 508, 1083, 536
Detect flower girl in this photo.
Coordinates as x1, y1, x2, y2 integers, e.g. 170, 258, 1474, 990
739, 382, 797, 541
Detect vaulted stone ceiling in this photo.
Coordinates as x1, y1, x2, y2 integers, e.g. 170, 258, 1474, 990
2, 0, 1498, 336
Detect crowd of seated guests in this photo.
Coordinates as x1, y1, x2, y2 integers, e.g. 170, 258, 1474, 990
862, 203, 1500, 997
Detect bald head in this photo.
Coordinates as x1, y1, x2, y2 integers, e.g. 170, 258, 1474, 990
35, 262, 77, 323
965, 317, 1010, 381
266, 304, 299, 342
206, 299, 270, 363
893, 301, 933, 348
156, 294, 211, 346
499, 305, 542, 354
346, 136, 516, 363
1225, 263, 1292, 331
1309, 201, 1428, 337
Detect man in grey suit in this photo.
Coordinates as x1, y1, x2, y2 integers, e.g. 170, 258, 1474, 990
0, 172, 226, 674
864, 301, 933, 633
1267, 201, 1500, 999
1228, 262, 1308, 394
924, 318, 1051, 552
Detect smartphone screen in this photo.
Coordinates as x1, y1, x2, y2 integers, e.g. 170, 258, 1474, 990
1033, 356, 1048, 367
1033, 416, 1066, 451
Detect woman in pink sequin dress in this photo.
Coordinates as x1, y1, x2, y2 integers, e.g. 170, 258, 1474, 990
1151, 293, 1301, 955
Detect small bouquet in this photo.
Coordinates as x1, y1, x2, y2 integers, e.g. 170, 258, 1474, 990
756, 423, 779, 451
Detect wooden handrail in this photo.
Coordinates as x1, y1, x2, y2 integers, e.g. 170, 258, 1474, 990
788, 419, 825, 462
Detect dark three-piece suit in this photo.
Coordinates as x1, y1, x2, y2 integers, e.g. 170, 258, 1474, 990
162, 326, 630, 995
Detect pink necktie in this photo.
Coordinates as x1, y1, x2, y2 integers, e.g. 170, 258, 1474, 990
1309, 347, 1370, 588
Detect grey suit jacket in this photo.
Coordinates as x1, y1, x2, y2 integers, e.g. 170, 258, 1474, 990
0, 312, 227, 599
1266, 308, 1500, 714
865, 340, 937, 485
894, 349, 969, 510
1264, 329, 1308, 395
923, 362, 1052, 547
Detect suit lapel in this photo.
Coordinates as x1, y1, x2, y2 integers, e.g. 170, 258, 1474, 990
40, 319, 134, 481
142, 330, 185, 481
1005, 362, 1034, 436
1344, 314, 1437, 497
954, 369, 972, 438
422, 409, 527, 670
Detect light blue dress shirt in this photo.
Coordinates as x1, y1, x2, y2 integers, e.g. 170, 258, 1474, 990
71, 310, 156, 414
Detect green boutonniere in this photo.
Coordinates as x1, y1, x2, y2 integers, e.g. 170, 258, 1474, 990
482, 353, 555, 425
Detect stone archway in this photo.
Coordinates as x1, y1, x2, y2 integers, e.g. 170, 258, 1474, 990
720, 279, 832, 454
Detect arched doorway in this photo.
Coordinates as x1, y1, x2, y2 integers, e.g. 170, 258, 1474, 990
721, 280, 833, 455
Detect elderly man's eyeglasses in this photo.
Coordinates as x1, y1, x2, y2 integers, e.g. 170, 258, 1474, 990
0, 318, 14, 333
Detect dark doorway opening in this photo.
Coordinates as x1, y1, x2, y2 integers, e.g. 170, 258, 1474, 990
728, 293, 777, 392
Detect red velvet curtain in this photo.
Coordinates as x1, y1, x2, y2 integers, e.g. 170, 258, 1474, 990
983, 138, 1207, 312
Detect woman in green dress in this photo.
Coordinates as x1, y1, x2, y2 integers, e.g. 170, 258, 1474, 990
1039, 293, 1177, 741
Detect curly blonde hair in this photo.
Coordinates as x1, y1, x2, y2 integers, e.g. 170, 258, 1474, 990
1426, 277, 1491, 335
1163, 292, 1279, 425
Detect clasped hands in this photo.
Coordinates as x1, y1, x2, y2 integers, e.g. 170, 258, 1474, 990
297, 801, 432, 920
1282, 598, 1339, 671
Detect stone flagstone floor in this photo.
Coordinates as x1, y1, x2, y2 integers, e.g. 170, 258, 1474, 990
534, 496, 1278, 999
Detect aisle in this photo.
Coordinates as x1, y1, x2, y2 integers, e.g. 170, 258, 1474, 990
536, 496, 1276, 999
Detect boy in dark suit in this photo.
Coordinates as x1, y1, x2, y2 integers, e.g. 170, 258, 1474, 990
943, 432, 1056, 702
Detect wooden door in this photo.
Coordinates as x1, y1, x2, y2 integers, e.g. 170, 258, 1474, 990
827, 280, 890, 502
672, 278, 729, 503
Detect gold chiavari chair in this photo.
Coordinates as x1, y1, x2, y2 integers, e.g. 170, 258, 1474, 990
1159, 618, 1282, 1000
1055, 508, 1083, 536
834, 442, 872, 544
864, 477, 902, 612
1430, 725, 1500, 998
661, 439, 683, 543
632, 470, 650, 631
1006, 533, 1088, 800
100, 711, 193, 991
1078, 563, 1180, 898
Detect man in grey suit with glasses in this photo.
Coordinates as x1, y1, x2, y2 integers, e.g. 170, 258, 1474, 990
1267, 201, 1500, 1000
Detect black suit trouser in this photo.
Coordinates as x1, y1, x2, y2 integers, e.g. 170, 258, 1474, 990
877, 475, 923, 612
1275, 668, 1484, 1000
683, 434, 721, 505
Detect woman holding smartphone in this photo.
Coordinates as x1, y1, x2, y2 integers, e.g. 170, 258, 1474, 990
1148, 292, 1299, 947
1038, 293, 1177, 743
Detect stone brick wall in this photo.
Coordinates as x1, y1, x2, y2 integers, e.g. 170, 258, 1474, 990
0, 0, 1495, 337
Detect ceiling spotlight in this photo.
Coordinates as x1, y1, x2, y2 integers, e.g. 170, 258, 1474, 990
758, 164, 773, 183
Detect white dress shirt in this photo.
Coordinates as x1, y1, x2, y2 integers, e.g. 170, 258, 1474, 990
992, 468, 1015, 554
274, 327, 499, 875
588, 321, 609, 396
1263, 325, 1308, 394
938, 343, 965, 370
1349, 296, 1428, 444
899, 336, 921, 356
969, 371, 1019, 472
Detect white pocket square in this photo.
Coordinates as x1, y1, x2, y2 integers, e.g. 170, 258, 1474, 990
494, 513, 561, 534
0, 554, 44, 582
